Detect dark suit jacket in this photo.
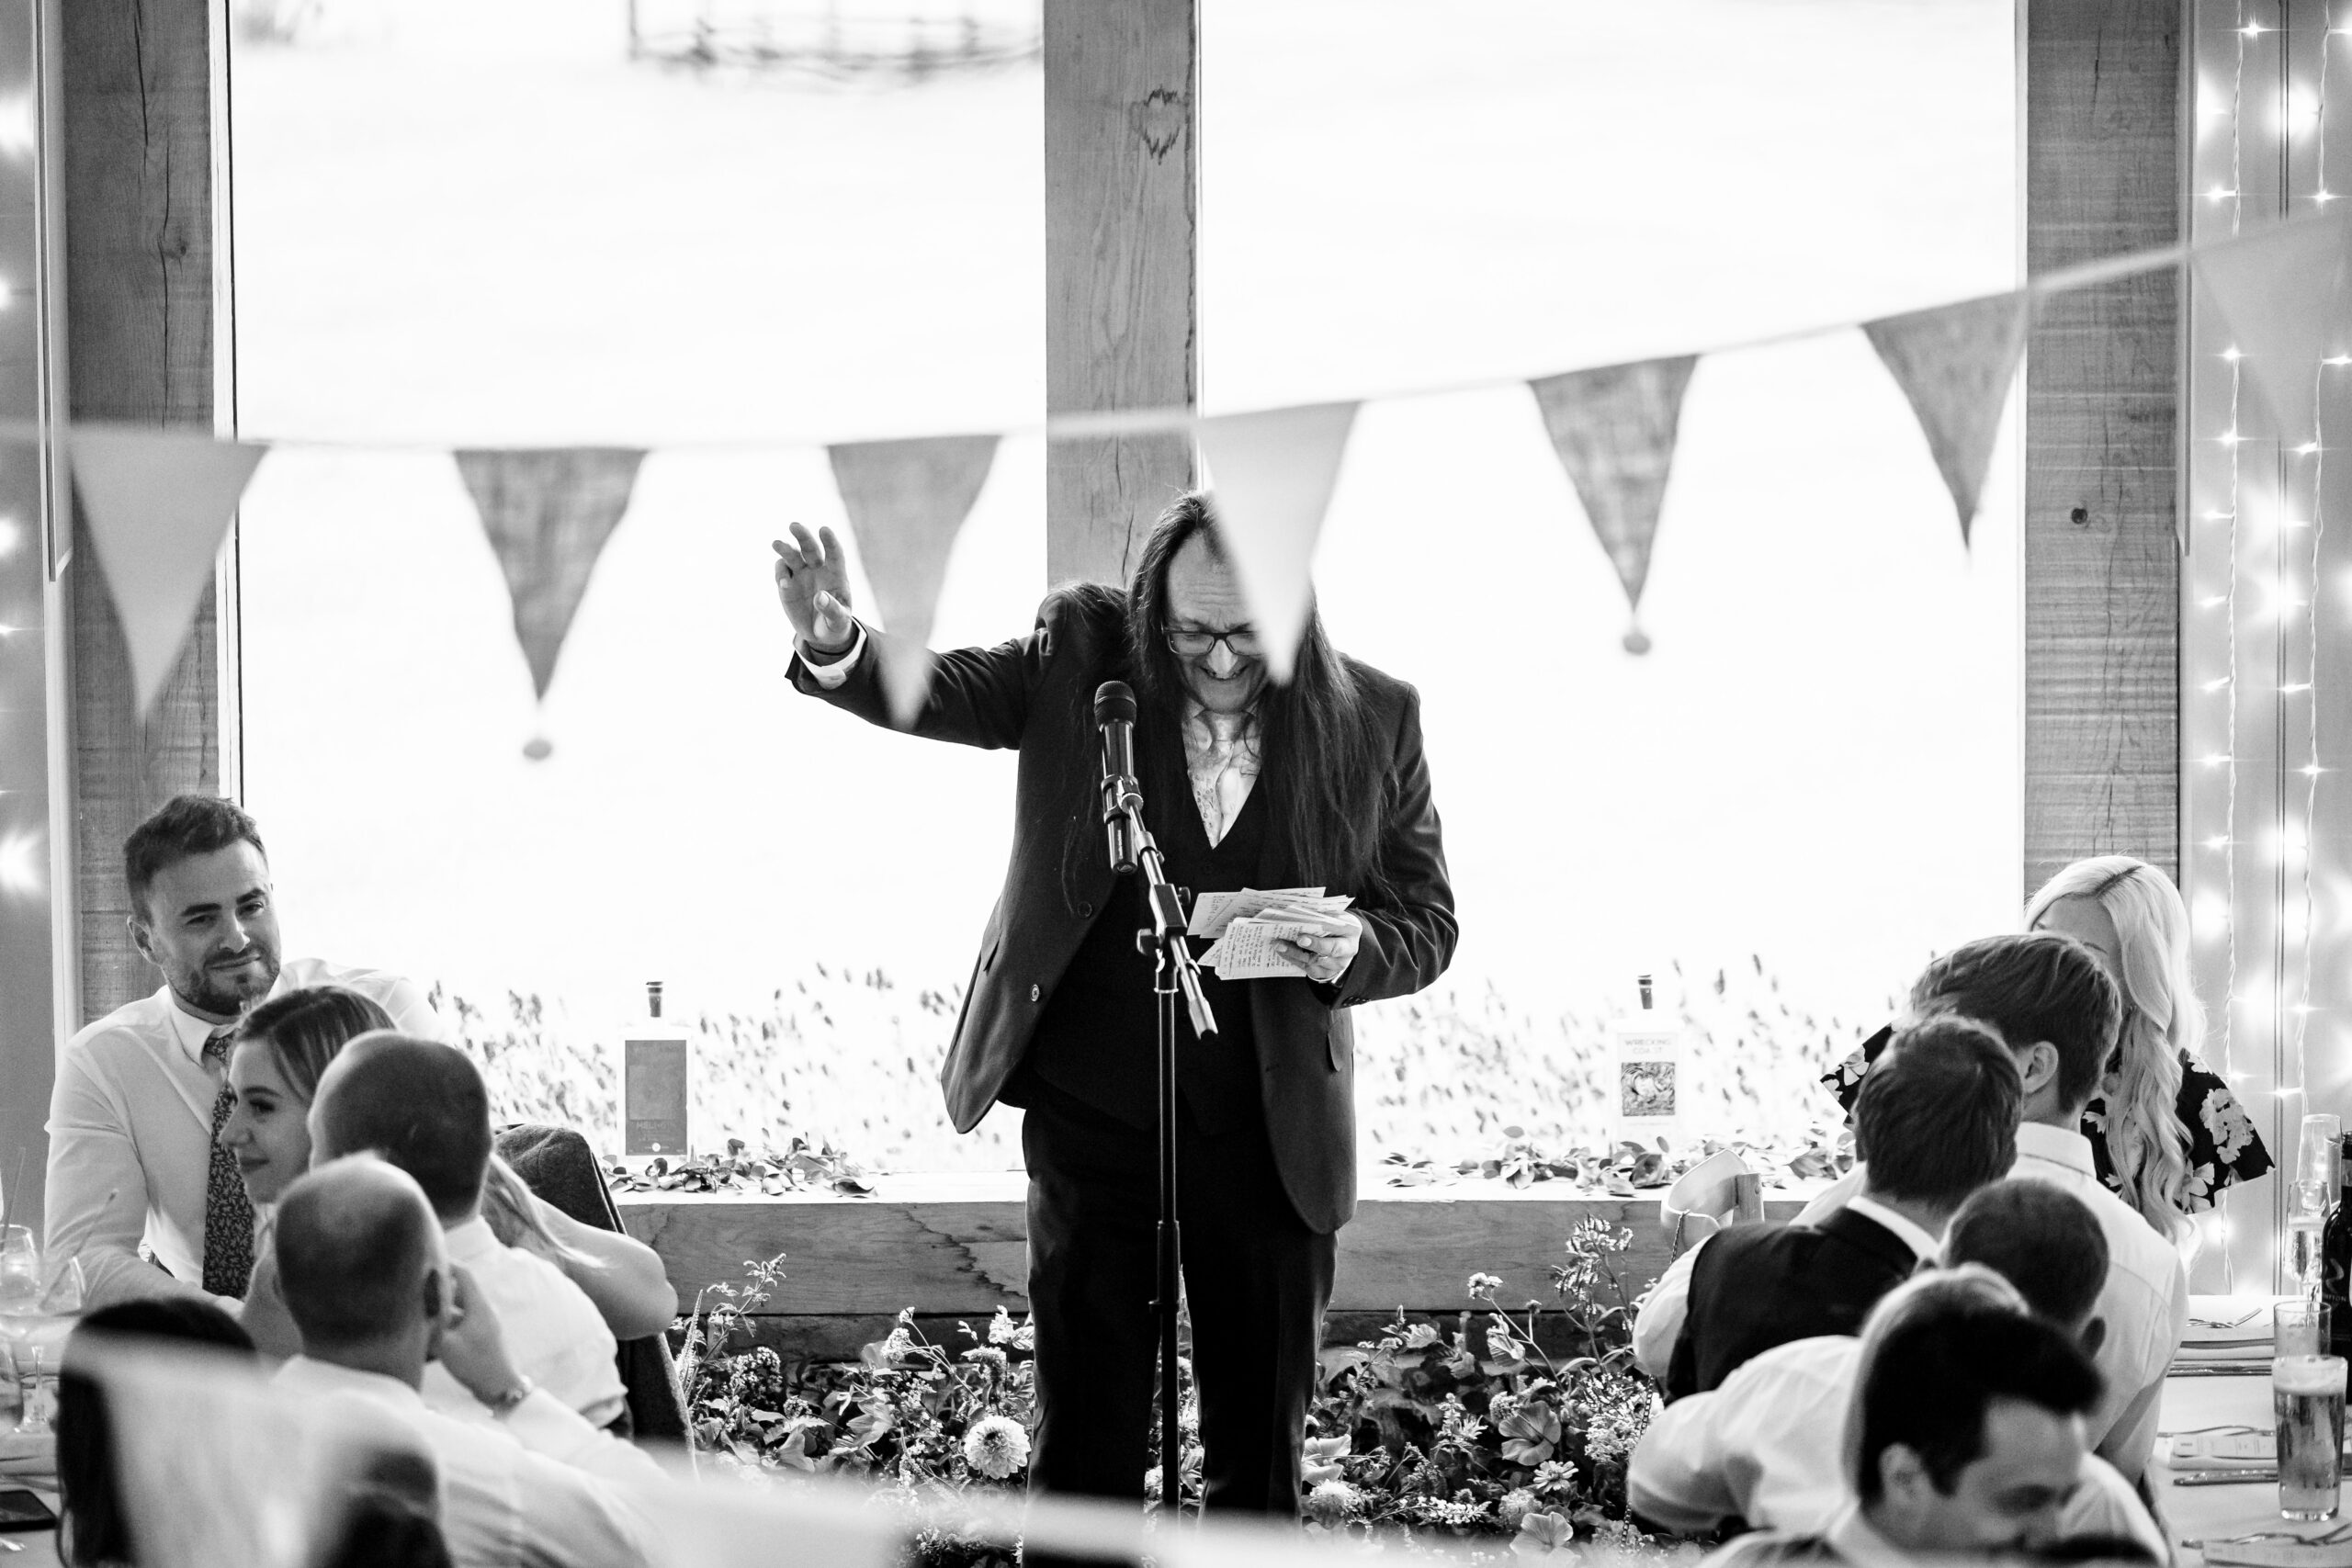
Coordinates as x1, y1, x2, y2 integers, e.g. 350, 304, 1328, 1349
1664, 1205, 1921, 1400
787, 590, 1457, 1235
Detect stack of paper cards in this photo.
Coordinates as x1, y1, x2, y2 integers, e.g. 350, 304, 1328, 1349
1188, 886, 1356, 979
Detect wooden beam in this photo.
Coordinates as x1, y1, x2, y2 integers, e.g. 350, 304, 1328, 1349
618, 1175, 1817, 1323
1041, 0, 1197, 588
61, 0, 221, 1024
2020, 0, 2185, 899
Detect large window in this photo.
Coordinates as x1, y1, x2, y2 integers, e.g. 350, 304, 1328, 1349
234, 0, 2018, 1169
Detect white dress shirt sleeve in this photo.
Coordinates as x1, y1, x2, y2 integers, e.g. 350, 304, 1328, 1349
376, 972, 453, 1043
1794, 1165, 1865, 1227
44, 1042, 206, 1308
1628, 1388, 1745, 1534
500, 1387, 666, 1489
1633, 1238, 1702, 1379
797, 623, 867, 689
2093, 1254, 2188, 1482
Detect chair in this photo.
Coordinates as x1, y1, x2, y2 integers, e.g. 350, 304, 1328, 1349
492, 1123, 688, 1440
1659, 1147, 1762, 1256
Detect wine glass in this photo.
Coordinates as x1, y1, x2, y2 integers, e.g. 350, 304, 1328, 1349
0, 1226, 43, 1432
1, 1239, 80, 1435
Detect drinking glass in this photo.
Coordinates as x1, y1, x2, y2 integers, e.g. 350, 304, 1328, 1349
0, 1227, 43, 1433
2292, 1116, 2345, 1294
2280, 1302, 2334, 1359
2275, 1353, 2348, 1520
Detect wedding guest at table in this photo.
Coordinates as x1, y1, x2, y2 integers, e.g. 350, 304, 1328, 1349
45, 795, 448, 1310
1799, 933, 2184, 1482
292, 1033, 638, 1429
1696, 1276, 2102, 1567
222, 988, 675, 1362
272, 1156, 661, 1568
1661, 1014, 2021, 1399
56, 1297, 258, 1567
1823, 856, 2269, 1233
1633, 1182, 2165, 1562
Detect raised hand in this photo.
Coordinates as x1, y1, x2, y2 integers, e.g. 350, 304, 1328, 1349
772, 521, 858, 654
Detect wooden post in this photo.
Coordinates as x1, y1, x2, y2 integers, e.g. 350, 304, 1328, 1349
1041, 0, 1197, 589
2020, 0, 2185, 898
61, 0, 221, 1025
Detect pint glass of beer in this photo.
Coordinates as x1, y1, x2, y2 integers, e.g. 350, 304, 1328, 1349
2274, 1353, 2347, 1520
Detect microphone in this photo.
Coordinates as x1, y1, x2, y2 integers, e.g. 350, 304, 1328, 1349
1095, 681, 1144, 875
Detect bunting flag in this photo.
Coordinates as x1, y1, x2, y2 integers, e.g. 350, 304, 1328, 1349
1193, 401, 1360, 683
68, 424, 269, 716
826, 433, 1000, 728
1860, 291, 2030, 544
1528, 356, 1698, 654
2195, 210, 2352, 443
454, 447, 646, 757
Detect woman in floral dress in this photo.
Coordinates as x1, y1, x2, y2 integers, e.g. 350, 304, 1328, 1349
1823, 855, 2268, 1234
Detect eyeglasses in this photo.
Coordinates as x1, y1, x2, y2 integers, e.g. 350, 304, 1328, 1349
1166, 627, 1261, 658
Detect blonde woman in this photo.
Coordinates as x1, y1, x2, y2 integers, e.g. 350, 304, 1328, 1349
1823, 856, 2270, 1233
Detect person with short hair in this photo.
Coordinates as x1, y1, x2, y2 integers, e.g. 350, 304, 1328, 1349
1798, 931, 2187, 1480
306, 1033, 631, 1428
1633, 1183, 2164, 1561
45, 795, 447, 1308
223, 990, 674, 1363
1661, 1014, 2022, 1399
1824, 855, 2272, 1232
271, 1157, 659, 1568
1699, 1271, 2104, 1566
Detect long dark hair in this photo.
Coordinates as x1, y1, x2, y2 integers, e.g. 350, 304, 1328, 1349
1125, 492, 1395, 895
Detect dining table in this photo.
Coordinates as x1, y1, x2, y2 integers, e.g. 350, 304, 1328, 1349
2159, 1359, 2352, 1565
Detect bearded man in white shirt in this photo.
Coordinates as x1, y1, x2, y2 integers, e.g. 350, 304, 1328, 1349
1632, 1180, 2166, 1560
271, 1156, 661, 1568
46, 795, 447, 1310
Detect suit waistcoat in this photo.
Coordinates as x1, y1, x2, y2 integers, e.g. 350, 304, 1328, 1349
1665, 1206, 1920, 1401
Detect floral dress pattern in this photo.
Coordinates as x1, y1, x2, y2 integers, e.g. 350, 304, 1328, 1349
1821, 1025, 2273, 1214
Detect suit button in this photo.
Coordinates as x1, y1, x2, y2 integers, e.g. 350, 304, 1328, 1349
1029, 984, 1042, 1003
1079, 901, 1094, 919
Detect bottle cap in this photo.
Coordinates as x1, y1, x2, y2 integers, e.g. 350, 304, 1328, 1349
1637, 974, 1654, 1010
647, 980, 664, 1020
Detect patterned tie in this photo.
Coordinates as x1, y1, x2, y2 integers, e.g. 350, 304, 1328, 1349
200, 1028, 254, 1297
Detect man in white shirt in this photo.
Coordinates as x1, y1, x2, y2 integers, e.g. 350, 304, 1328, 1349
45, 795, 446, 1308
310, 1031, 628, 1427
1658, 1014, 2021, 1399
1633, 1181, 2166, 1561
1635, 931, 2181, 1482
271, 1156, 661, 1568
1696, 1271, 2104, 1568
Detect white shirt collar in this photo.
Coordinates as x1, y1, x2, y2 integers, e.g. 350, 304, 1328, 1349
162, 988, 237, 1066
1822, 1503, 1917, 1568
275, 1354, 427, 1408
2016, 1120, 2098, 1176
1843, 1193, 1942, 1262
443, 1215, 502, 1264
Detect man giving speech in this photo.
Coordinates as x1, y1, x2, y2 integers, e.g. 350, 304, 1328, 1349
772, 491, 1456, 1524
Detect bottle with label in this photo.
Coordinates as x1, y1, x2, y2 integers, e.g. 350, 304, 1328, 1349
623, 981, 692, 1162
1610, 972, 1682, 1152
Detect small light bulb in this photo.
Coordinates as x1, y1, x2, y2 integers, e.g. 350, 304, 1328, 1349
2202, 594, 2229, 607
2204, 676, 2233, 691
2207, 834, 2233, 848
2222, 347, 2245, 362
2283, 682, 2313, 694
2303, 763, 2327, 778
2203, 752, 2233, 765
2210, 185, 2241, 200
2245, 20, 2266, 36
2329, 355, 2352, 367
2319, 191, 2340, 205
2298, 443, 2323, 456
2220, 430, 2245, 446
2206, 509, 2236, 521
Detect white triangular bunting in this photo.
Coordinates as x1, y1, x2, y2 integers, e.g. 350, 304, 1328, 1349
69, 425, 268, 716
1193, 401, 1359, 683
2196, 211, 2352, 443
454, 448, 647, 733
1860, 291, 2029, 544
1527, 356, 1698, 653
826, 433, 1000, 728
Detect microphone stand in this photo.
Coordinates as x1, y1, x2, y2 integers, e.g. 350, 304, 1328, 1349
1102, 773, 1215, 1526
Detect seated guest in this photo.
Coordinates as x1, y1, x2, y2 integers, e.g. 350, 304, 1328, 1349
306, 1032, 632, 1428
1633, 1182, 2165, 1561
60, 1296, 451, 1568
225, 990, 675, 1359
57, 1298, 259, 1568
1824, 856, 2270, 1232
1699, 1277, 2103, 1566
46, 795, 447, 1308
1663, 1014, 2021, 1398
272, 1157, 661, 1568
1796, 933, 2182, 1481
